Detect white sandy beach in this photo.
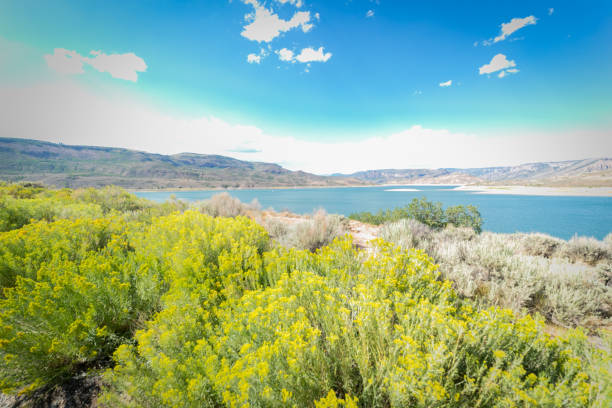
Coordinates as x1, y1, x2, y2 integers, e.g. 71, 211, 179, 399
455, 185, 612, 197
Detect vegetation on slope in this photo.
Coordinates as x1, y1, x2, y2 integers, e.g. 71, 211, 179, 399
0, 138, 363, 189
0, 183, 610, 407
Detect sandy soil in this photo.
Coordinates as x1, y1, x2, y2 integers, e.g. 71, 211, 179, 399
455, 185, 612, 197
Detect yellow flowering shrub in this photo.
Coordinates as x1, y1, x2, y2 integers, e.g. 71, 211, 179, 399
102, 236, 605, 407
0, 217, 127, 288
0, 185, 608, 406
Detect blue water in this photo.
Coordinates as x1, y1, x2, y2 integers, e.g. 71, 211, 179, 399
135, 186, 612, 240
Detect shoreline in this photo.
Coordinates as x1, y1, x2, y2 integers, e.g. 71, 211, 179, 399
129, 182, 467, 193
454, 185, 612, 197
131, 183, 612, 197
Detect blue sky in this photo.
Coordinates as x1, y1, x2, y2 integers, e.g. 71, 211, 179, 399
0, 0, 610, 173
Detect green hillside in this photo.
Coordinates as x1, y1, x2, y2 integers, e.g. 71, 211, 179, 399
0, 138, 363, 189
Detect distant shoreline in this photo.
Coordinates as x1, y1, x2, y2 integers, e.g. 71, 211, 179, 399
130, 183, 612, 197
454, 185, 612, 197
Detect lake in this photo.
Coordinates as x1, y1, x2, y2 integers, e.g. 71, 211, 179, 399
135, 186, 612, 240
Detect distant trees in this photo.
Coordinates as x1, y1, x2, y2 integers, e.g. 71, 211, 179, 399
349, 197, 483, 233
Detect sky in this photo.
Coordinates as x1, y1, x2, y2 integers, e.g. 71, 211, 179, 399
0, 0, 611, 174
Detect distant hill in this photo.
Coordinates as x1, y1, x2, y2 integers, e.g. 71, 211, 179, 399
0, 138, 364, 189
2, 137, 610, 189
340, 159, 612, 187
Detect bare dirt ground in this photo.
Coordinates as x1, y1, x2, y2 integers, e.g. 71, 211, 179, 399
346, 219, 380, 251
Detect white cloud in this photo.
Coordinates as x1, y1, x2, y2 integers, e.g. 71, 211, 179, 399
44, 48, 146, 81
277, 48, 295, 62
247, 48, 268, 64
277, 47, 331, 63
44, 49, 85, 75
241, 2, 312, 42
247, 53, 261, 64
366, 10, 375, 18
497, 68, 519, 78
439, 80, 452, 87
1, 80, 610, 174
548, 8, 554, 16
493, 16, 537, 43
479, 54, 516, 75
85, 51, 147, 81
295, 47, 332, 63
274, 0, 303, 7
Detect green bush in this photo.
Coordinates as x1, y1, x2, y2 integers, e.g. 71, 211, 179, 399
0, 217, 126, 288
72, 186, 152, 214
0, 229, 160, 393
349, 197, 483, 233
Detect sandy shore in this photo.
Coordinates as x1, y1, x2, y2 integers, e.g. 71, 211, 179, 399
455, 185, 612, 197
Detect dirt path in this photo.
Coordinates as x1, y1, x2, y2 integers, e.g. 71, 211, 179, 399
347, 219, 380, 251
254, 210, 380, 251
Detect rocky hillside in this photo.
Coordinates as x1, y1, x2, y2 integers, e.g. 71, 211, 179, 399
0, 138, 364, 189
342, 158, 612, 186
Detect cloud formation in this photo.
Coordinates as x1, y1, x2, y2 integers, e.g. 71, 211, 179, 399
439, 80, 452, 87
1, 80, 610, 174
241, 1, 312, 43
295, 47, 332, 63
44, 49, 85, 75
44, 48, 147, 81
498, 68, 519, 78
548, 8, 554, 16
247, 53, 261, 64
493, 16, 537, 43
277, 47, 332, 63
274, 0, 303, 7
276, 48, 295, 62
366, 10, 374, 18
479, 54, 516, 75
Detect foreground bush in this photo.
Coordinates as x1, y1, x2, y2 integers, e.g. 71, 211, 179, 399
0, 211, 269, 394
102, 236, 606, 407
349, 197, 482, 232
0, 223, 151, 393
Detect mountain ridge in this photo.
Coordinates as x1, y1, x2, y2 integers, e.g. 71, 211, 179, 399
2, 137, 610, 188
338, 158, 612, 187
0, 138, 363, 189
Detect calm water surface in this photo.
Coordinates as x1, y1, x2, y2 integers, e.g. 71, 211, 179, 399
135, 186, 612, 240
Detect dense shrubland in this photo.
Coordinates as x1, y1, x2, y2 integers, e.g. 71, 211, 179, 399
0, 183, 610, 406
380, 220, 612, 331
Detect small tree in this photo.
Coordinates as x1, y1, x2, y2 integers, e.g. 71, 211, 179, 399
407, 197, 446, 229
445, 204, 482, 233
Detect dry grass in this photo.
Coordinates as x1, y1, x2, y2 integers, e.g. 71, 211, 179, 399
193, 192, 260, 218
264, 209, 348, 252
